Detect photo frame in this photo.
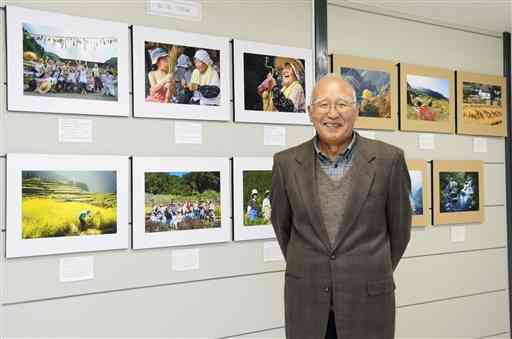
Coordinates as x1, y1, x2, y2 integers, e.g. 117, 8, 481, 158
332, 54, 398, 131
400, 64, 455, 133
432, 160, 484, 225
132, 157, 231, 249
132, 25, 231, 121
406, 159, 429, 227
233, 39, 313, 125
6, 6, 130, 116
233, 157, 275, 241
457, 71, 507, 137
6, 154, 129, 258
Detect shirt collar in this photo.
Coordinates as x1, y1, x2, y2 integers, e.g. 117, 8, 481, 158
313, 130, 357, 162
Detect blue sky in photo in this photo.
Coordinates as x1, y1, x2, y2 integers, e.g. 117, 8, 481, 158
23, 23, 117, 63
407, 74, 449, 98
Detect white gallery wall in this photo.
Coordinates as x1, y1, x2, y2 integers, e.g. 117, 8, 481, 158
0, 0, 509, 338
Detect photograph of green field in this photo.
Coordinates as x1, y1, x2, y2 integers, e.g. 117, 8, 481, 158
406, 74, 449, 122
463, 81, 503, 126
22, 170, 117, 239
145, 171, 221, 232
243, 170, 272, 226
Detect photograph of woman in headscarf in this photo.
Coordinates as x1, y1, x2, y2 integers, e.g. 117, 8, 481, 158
144, 41, 221, 106
243, 53, 306, 113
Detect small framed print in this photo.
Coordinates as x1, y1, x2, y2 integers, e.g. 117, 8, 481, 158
233, 157, 275, 241
6, 154, 129, 258
457, 71, 507, 137
406, 159, 429, 227
6, 6, 130, 116
132, 157, 231, 249
432, 160, 484, 225
400, 64, 455, 134
233, 39, 313, 125
132, 25, 231, 121
332, 54, 398, 131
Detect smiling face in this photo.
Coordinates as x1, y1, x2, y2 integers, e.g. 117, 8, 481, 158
308, 76, 359, 146
156, 57, 169, 72
281, 64, 297, 86
194, 59, 208, 73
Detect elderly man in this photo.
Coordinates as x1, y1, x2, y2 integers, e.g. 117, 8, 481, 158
270, 74, 412, 339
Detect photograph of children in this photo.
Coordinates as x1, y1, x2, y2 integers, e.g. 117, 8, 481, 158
243, 170, 272, 226
243, 53, 306, 113
440, 171, 479, 213
462, 82, 503, 127
144, 171, 221, 232
22, 23, 118, 101
144, 41, 221, 106
409, 170, 424, 216
407, 74, 449, 121
21, 170, 117, 239
340, 66, 391, 118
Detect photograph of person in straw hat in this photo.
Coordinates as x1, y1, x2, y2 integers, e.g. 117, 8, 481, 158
144, 41, 221, 106
242, 170, 273, 226
22, 23, 118, 101
243, 53, 306, 113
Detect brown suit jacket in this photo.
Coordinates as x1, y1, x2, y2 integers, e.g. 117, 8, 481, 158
270, 134, 412, 339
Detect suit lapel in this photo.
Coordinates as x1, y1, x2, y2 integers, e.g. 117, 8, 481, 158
331, 137, 376, 252
294, 138, 332, 253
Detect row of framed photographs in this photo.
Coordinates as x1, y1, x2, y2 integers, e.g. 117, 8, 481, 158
334, 55, 508, 137
6, 154, 274, 258
7, 6, 313, 125
408, 159, 484, 227
6, 153, 485, 258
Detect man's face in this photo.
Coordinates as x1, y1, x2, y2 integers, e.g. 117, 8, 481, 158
308, 79, 359, 145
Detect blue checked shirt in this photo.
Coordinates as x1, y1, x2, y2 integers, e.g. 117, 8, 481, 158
313, 131, 357, 180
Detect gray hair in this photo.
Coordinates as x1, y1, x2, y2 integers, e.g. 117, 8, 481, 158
309, 73, 357, 106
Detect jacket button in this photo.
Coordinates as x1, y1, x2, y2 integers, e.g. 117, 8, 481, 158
330, 254, 336, 260
324, 287, 330, 293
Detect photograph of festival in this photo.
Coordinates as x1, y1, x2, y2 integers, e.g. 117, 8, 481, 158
21, 170, 117, 239
144, 171, 221, 232
340, 66, 391, 118
462, 81, 503, 126
144, 41, 221, 105
22, 23, 118, 101
440, 171, 479, 213
243, 170, 272, 226
243, 53, 306, 113
406, 74, 450, 121
409, 170, 424, 216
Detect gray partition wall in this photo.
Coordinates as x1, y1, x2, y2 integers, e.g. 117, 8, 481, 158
0, 1, 510, 338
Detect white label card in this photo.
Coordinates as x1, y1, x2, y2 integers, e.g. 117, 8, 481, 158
263, 241, 284, 262
175, 121, 202, 144
172, 248, 200, 271
59, 256, 94, 282
450, 225, 466, 242
58, 118, 93, 143
418, 133, 435, 150
357, 130, 376, 140
473, 137, 488, 153
264, 126, 286, 146
147, 0, 202, 21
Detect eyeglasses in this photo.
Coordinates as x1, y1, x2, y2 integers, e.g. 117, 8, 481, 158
312, 99, 356, 114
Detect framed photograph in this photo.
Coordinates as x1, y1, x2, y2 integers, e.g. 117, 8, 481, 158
6, 154, 129, 258
457, 72, 507, 137
406, 159, 429, 227
6, 6, 130, 116
132, 26, 230, 121
332, 54, 398, 131
233, 157, 275, 241
400, 64, 455, 133
233, 39, 313, 125
432, 160, 484, 225
132, 157, 231, 249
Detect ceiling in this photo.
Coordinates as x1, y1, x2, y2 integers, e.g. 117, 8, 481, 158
331, 0, 511, 36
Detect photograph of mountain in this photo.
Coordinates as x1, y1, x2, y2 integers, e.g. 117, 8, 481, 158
406, 74, 449, 122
